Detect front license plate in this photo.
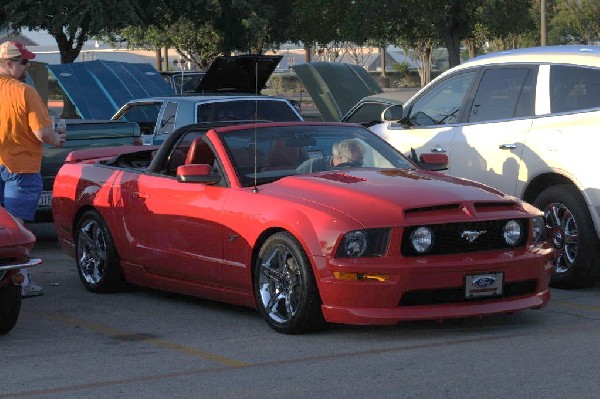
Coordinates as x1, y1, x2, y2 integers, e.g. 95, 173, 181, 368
37, 191, 52, 207
465, 272, 504, 299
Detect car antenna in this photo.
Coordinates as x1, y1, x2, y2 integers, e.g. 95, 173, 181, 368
252, 57, 259, 193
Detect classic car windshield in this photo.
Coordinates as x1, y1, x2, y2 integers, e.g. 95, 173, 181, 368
197, 100, 301, 122
218, 124, 413, 187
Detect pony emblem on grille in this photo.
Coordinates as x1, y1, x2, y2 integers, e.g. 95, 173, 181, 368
461, 230, 487, 243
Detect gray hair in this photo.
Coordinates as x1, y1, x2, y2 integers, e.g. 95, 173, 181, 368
332, 139, 365, 164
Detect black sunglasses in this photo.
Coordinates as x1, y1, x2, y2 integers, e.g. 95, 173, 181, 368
10, 58, 30, 65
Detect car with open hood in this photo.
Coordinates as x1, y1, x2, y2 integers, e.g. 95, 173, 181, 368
292, 62, 406, 125
52, 121, 553, 334
111, 55, 302, 145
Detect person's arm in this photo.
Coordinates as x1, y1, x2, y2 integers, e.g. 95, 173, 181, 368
32, 126, 66, 148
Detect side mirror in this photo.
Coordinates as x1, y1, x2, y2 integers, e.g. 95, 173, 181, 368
176, 164, 221, 184
410, 148, 448, 171
381, 104, 403, 122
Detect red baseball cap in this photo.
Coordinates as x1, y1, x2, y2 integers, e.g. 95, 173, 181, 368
0, 41, 36, 60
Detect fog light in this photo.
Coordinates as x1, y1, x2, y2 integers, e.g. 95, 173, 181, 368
503, 220, 523, 246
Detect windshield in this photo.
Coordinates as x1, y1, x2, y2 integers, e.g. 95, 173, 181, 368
218, 124, 413, 187
197, 99, 301, 123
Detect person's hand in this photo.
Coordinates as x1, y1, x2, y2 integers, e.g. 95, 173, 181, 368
56, 132, 66, 147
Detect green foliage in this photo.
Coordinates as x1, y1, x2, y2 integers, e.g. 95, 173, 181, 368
549, 0, 600, 44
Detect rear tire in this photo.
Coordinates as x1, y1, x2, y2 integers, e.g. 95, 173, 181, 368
75, 210, 124, 293
0, 283, 21, 334
254, 232, 325, 334
534, 184, 598, 288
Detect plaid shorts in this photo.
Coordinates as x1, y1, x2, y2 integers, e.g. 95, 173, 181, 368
0, 165, 43, 222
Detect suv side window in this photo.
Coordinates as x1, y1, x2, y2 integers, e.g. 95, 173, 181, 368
550, 65, 600, 113
116, 102, 162, 135
468, 68, 534, 123
408, 71, 477, 126
156, 102, 178, 136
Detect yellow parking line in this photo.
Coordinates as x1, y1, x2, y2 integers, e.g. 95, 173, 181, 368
552, 300, 600, 312
41, 313, 249, 368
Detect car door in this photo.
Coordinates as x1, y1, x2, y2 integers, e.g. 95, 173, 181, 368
450, 66, 537, 196
377, 69, 480, 167
120, 136, 227, 285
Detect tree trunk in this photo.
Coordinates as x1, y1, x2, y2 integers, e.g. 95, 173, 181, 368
156, 48, 162, 71
443, 29, 461, 68
163, 46, 169, 71
380, 47, 387, 77
304, 44, 312, 62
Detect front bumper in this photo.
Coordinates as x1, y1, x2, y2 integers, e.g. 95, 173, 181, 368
317, 246, 554, 325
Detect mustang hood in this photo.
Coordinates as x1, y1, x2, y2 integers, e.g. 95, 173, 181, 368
265, 169, 516, 226
292, 62, 383, 121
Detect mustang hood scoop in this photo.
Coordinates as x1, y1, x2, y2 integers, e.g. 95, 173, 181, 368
266, 170, 517, 225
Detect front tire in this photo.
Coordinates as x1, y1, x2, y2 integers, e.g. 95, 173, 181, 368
534, 184, 598, 288
0, 283, 21, 334
75, 210, 124, 293
254, 232, 325, 334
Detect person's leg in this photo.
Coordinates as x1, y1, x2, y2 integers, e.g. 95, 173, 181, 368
1, 171, 44, 297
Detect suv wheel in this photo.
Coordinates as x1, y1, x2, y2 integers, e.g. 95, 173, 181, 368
534, 184, 598, 288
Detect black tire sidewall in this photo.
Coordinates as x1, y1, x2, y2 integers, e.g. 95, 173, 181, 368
0, 282, 21, 334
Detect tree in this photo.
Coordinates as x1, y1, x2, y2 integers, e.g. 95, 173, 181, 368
3, 0, 147, 63
550, 0, 600, 44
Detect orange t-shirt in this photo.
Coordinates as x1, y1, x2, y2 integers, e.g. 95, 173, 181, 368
0, 75, 52, 173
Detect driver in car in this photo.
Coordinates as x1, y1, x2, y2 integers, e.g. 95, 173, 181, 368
297, 139, 365, 173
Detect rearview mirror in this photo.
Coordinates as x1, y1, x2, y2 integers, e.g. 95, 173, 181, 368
382, 104, 403, 122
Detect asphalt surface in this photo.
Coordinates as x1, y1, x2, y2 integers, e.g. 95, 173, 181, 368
1, 223, 599, 399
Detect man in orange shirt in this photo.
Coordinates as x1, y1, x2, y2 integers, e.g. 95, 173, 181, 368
0, 41, 66, 297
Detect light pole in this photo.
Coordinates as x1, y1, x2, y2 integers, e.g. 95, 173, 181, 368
541, 0, 547, 46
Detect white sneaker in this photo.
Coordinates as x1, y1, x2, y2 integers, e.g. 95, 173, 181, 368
22, 281, 44, 298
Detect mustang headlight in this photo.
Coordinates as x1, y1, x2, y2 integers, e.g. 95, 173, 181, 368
503, 219, 523, 246
336, 229, 390, 258
410, 226, 434, 254
531, 216, 545, 243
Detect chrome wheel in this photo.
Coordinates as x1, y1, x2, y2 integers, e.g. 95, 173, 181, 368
257, 243, 302, 324
254, 232, 325, 334
77, 218, 108, 285
534, 184, 597, 288
75, 210, 123, 292
544, 202, 578, 274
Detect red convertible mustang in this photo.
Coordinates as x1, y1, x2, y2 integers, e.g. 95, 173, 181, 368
52, 122, 553, 333
0, 207, 42, 334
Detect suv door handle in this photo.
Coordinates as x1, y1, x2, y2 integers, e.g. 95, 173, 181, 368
431, 146, 446, 153
499, 143, 517, 150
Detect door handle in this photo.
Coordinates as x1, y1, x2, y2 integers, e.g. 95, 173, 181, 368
133, 192, 150, 199
499, 143, 517, 150
430, 146, 446, 153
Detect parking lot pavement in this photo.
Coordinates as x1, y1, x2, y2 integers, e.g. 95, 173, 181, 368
2, 223, 598, 399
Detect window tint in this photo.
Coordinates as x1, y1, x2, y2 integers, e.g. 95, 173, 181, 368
116, 103, 162, 135
197, 100, 300, 122
156, 102, 178, 136
550, 65, 600, 113
345, 102, 389, 124
408, 71, 477, 126
469, 68, 533, 123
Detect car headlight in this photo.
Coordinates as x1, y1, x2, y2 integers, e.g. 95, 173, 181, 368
336, 229, 390, 258
409, 226, 434, 254
503, 219, 523, 246
531, 216, 544, 243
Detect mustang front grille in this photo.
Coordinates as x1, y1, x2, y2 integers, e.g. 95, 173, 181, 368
401, 219, 529, 256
